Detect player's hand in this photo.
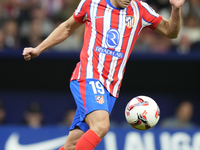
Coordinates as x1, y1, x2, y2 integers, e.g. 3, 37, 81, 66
22, 47, 40, 61
169, 0, 185, 9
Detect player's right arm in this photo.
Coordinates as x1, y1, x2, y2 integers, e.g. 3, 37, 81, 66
155, 0, 185, 39
22, 16, 83, 61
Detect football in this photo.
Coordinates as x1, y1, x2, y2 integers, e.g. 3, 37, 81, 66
125, 96, 160, 130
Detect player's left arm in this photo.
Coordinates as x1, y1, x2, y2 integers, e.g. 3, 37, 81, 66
23, 16, 83, 61
155, 0, 185, 39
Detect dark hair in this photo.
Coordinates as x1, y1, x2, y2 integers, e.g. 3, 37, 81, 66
27, 102, 41, 113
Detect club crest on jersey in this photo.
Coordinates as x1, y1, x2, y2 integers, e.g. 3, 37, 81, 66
95, 95, 105, 104
125, 16, 135, 29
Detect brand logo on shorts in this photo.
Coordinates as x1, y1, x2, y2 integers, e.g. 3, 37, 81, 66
95, 95, 105, 104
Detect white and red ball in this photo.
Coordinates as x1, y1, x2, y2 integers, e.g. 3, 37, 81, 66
125, 96, 160, 130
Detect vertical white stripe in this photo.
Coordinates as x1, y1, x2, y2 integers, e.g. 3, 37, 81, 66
113, 1, 140, 96
75, 0, 87, 16
140, 1, 159, 18
71, 62, 81, 80
142, 18, 152, 27
86, 0, 101, 79
106, 8, 127, 93
77, 62, 82, 79
97, 5, 112, 85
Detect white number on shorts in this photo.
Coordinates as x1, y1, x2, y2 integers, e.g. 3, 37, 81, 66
89, 81, 105, 94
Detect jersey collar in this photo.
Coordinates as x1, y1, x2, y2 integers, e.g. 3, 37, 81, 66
106, 0, 125, 10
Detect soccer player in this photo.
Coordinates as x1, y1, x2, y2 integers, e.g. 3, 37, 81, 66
23, 0, 185, 149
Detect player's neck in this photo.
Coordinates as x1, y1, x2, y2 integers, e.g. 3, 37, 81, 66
110, 0, 120, 8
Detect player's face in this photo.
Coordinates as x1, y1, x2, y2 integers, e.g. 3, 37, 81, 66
112, 0, 132, 8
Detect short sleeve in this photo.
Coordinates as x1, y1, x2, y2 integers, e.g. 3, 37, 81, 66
73, 0, 89, 23
139, 1, 162, 30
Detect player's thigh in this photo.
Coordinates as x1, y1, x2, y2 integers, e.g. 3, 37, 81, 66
70, 79, 116, 135
85, 110, 109, 127
64, 128, 84, 150
70, 79, 110, 125
85, 110, 110, 138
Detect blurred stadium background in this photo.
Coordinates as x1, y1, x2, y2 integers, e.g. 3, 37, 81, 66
0, 0, 200, 150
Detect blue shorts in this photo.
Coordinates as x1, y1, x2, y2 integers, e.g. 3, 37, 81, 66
69, 79, 116, 132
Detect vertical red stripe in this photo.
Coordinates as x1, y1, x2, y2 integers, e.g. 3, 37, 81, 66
79, 19, 92, 80
127, 2, 142, 58
92, 0, 106, 79
79, 80, 87, 113
112, 2, 143, 96
109, 6, 134, 94
71, 0, 92, 81
70, 62, 81, 81
103, 9, 120, 89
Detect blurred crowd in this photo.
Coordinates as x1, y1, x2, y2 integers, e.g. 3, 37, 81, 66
0, 0, 200, 54
0, 99, 199, 129
0, 0, 84, 52
0, 100, 76, 128
135, 0, 200, 54
0, 99, 197, 129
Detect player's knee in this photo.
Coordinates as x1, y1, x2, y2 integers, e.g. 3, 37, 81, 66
99, 120, 110, 131
64, 140, 77, 150
85, 110, 110, 138
93, 120, 110, 138
64, 129, 83, 150
100, 122, 110, 136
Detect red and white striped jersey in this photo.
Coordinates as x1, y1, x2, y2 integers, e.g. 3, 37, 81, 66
70, 0, 162, 97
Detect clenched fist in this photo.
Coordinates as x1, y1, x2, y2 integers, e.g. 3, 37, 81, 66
170, 0, 185, 9
22, 48, 40, 61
